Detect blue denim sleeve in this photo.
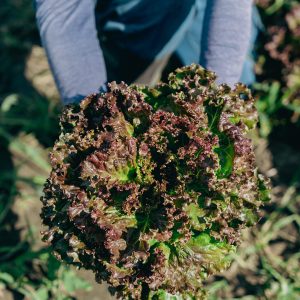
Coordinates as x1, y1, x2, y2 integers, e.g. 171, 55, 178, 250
35, 0, 107, 104
200, 0, 253, 87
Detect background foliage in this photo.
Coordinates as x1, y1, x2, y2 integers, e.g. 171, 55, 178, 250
0, 0, 299, 299
255, 0, 300, 137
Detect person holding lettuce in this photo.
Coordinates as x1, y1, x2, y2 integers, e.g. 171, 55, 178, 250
34, 0, 260, 104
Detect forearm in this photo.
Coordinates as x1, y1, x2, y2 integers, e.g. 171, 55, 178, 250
35, 0, 107, 104
200, 0, 252, 86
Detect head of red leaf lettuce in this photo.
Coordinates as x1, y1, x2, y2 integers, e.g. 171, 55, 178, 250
41, 64, 270, 300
